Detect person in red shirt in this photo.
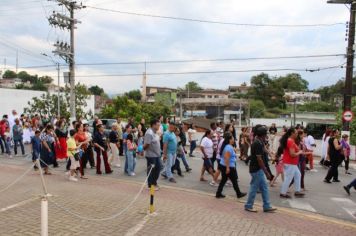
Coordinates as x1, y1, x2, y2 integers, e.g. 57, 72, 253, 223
279, 127, 307, 198
0, 115, 10, 155
74, 123, 89, 179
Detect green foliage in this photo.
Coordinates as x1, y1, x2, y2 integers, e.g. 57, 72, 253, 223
2, 70, 17, 79
39, 75, 53, 84
185, 81, 202, 92
314, 79, 344, 103
89, 85, 105, 96
124, 89, 142, 102
275, 73, 309, 92
248, 73, 286, 108
24, 83, 92, 120
250, 99, 266, 118
100, 95, 171, 123
298, 101, 336, 112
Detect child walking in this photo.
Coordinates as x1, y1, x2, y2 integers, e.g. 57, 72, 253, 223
31, 130, 41, 171
270, 146, 284, 187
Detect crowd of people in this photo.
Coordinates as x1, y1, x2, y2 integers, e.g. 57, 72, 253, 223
1, 110, 355, 210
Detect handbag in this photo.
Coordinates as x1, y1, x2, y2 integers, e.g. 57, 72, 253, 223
74, 150, 83, 161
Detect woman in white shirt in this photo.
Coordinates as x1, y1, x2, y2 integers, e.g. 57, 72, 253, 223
320, 129, 331, 166
200, 130, 217, 186
188, 124, 198, 157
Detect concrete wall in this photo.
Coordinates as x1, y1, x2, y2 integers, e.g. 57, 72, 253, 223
0, 88, 95, 117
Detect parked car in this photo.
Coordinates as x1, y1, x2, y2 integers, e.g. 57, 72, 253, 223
87, 119, 127, 136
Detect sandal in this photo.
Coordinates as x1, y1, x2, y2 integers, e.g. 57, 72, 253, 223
80, 176, 88, 179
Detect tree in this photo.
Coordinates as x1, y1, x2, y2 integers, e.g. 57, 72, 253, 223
249, 99, 266, 118
100, 94, 171, 122
39, 75, 53, 84
17, 71, 33, 83
89, 85, 105, 96
315, 79, 344, 103
185, 81, 202, 92
124, 89, 142, 102
275, 73, 309, 92
24, 83, 92, 120
248, 73, 285, 108
298, 101, 336, 112
2, 70, 17, 79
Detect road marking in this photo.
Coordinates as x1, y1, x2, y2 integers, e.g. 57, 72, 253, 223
287, 199, 317, 213
331, 198, 356, 219
125, 213, 156, 236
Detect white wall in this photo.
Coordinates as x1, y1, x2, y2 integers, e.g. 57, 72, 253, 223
0, 88, 95, 117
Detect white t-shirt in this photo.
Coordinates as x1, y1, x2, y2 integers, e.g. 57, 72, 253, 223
304, 135, 315, 151
216, 139, 224, 160
200, 137, 214, 158
188, 128, 198, 141
321, 135, 330, 159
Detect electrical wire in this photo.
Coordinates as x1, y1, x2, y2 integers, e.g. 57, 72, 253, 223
86, 6, 345, 28
20, 53, 346, 69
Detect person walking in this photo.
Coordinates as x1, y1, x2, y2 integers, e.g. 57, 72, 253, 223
188, 124, 197, 157
54, 119, 68, 161
280, 127, 305, 198
0, 115, 10, 156
320, 128, 331, 166
117, 118, 124, 156
245, 126, 276, 213
161, 122, 178, 183
144, 119, 162, 190
341, 134, 352, 175
12, 118, 25, 156
216, 133, 246, 199
304, 130, 316, 172
109, 123, 121, 168
210, 122, 220, 169
126, 134, 137, 176
74, 123, 89, 179
39, 124, 55, 175
199, 130, 217, 186
83, 123, 95, 168
343, 178, 356, 195
93, 124, 113, 175
324, 129, 343, 183
67, 129, 80, 182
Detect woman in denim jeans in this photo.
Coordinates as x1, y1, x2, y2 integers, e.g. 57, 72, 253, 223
126, 134, 137, 176
13, 119, 25, 156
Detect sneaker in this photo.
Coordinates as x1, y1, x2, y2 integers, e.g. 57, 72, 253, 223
263, 207, 277, 213
115, 164, 121, 168
65, 171, 70, 177
186, 168, 192, 172
280, 194, 291, 198
161, 173, 168, 179
106, 170, 113, 174
69, 176, 78, 182
310, 169, 318, 172
209, 181, 217, 187
245, 208, 258, 213
189, 154, 195, 157
343, 186, 351, 196
129, 172, 136, 176
294, 192, 305, 197
237, 192, 247, 198
215, 194, 226, 199
169, 178, 177, 183
324, 179, 332, 184
332, 179, 341, 183
346, 172, 352, 175
8, 155, 13, 158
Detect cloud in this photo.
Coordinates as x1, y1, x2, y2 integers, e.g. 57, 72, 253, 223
0, 0, 350, 93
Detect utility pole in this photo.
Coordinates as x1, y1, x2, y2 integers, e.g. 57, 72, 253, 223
57, 63, 60, 117
48, 0, 85, 120
15, 50, 18, 73
328, 0, 356, 131
293, 99, 297, 126
142, 62, 147, 102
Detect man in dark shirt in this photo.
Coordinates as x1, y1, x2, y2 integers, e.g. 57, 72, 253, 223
245, 125, 276, 213
93, 124, 112, 175
269, 123, 277, 134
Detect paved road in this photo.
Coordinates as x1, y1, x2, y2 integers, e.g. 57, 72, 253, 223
1, 144, 356, 224
0, 156, 356, 235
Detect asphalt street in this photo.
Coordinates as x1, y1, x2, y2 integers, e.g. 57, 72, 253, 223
1, 144, 356, 223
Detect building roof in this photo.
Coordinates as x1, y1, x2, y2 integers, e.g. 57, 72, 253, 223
182, 117, 216, 130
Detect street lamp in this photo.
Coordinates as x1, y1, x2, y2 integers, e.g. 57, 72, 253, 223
41, 53, 61, 117
327, 0, 355, 131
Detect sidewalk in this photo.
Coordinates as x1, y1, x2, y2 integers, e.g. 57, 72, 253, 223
0, 163, 355, 236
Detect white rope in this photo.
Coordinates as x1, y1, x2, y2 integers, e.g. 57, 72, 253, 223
0, 196, 40, 213
0, 163, 35, 194
49, 166, 154, 221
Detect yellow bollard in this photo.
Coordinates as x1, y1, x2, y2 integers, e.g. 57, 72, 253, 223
149, 185, 155, 214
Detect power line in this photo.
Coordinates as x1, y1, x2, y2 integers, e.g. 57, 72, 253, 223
86, 6, 345, 28
20, 53, 346, 69
39, 63, 345, 78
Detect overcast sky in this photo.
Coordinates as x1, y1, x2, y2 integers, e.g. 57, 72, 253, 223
0, 0, 351, 94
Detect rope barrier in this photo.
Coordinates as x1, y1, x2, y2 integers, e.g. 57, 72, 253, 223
49, 166, 154, 221
0, 163, 35, 194
0, 196, 40, 213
